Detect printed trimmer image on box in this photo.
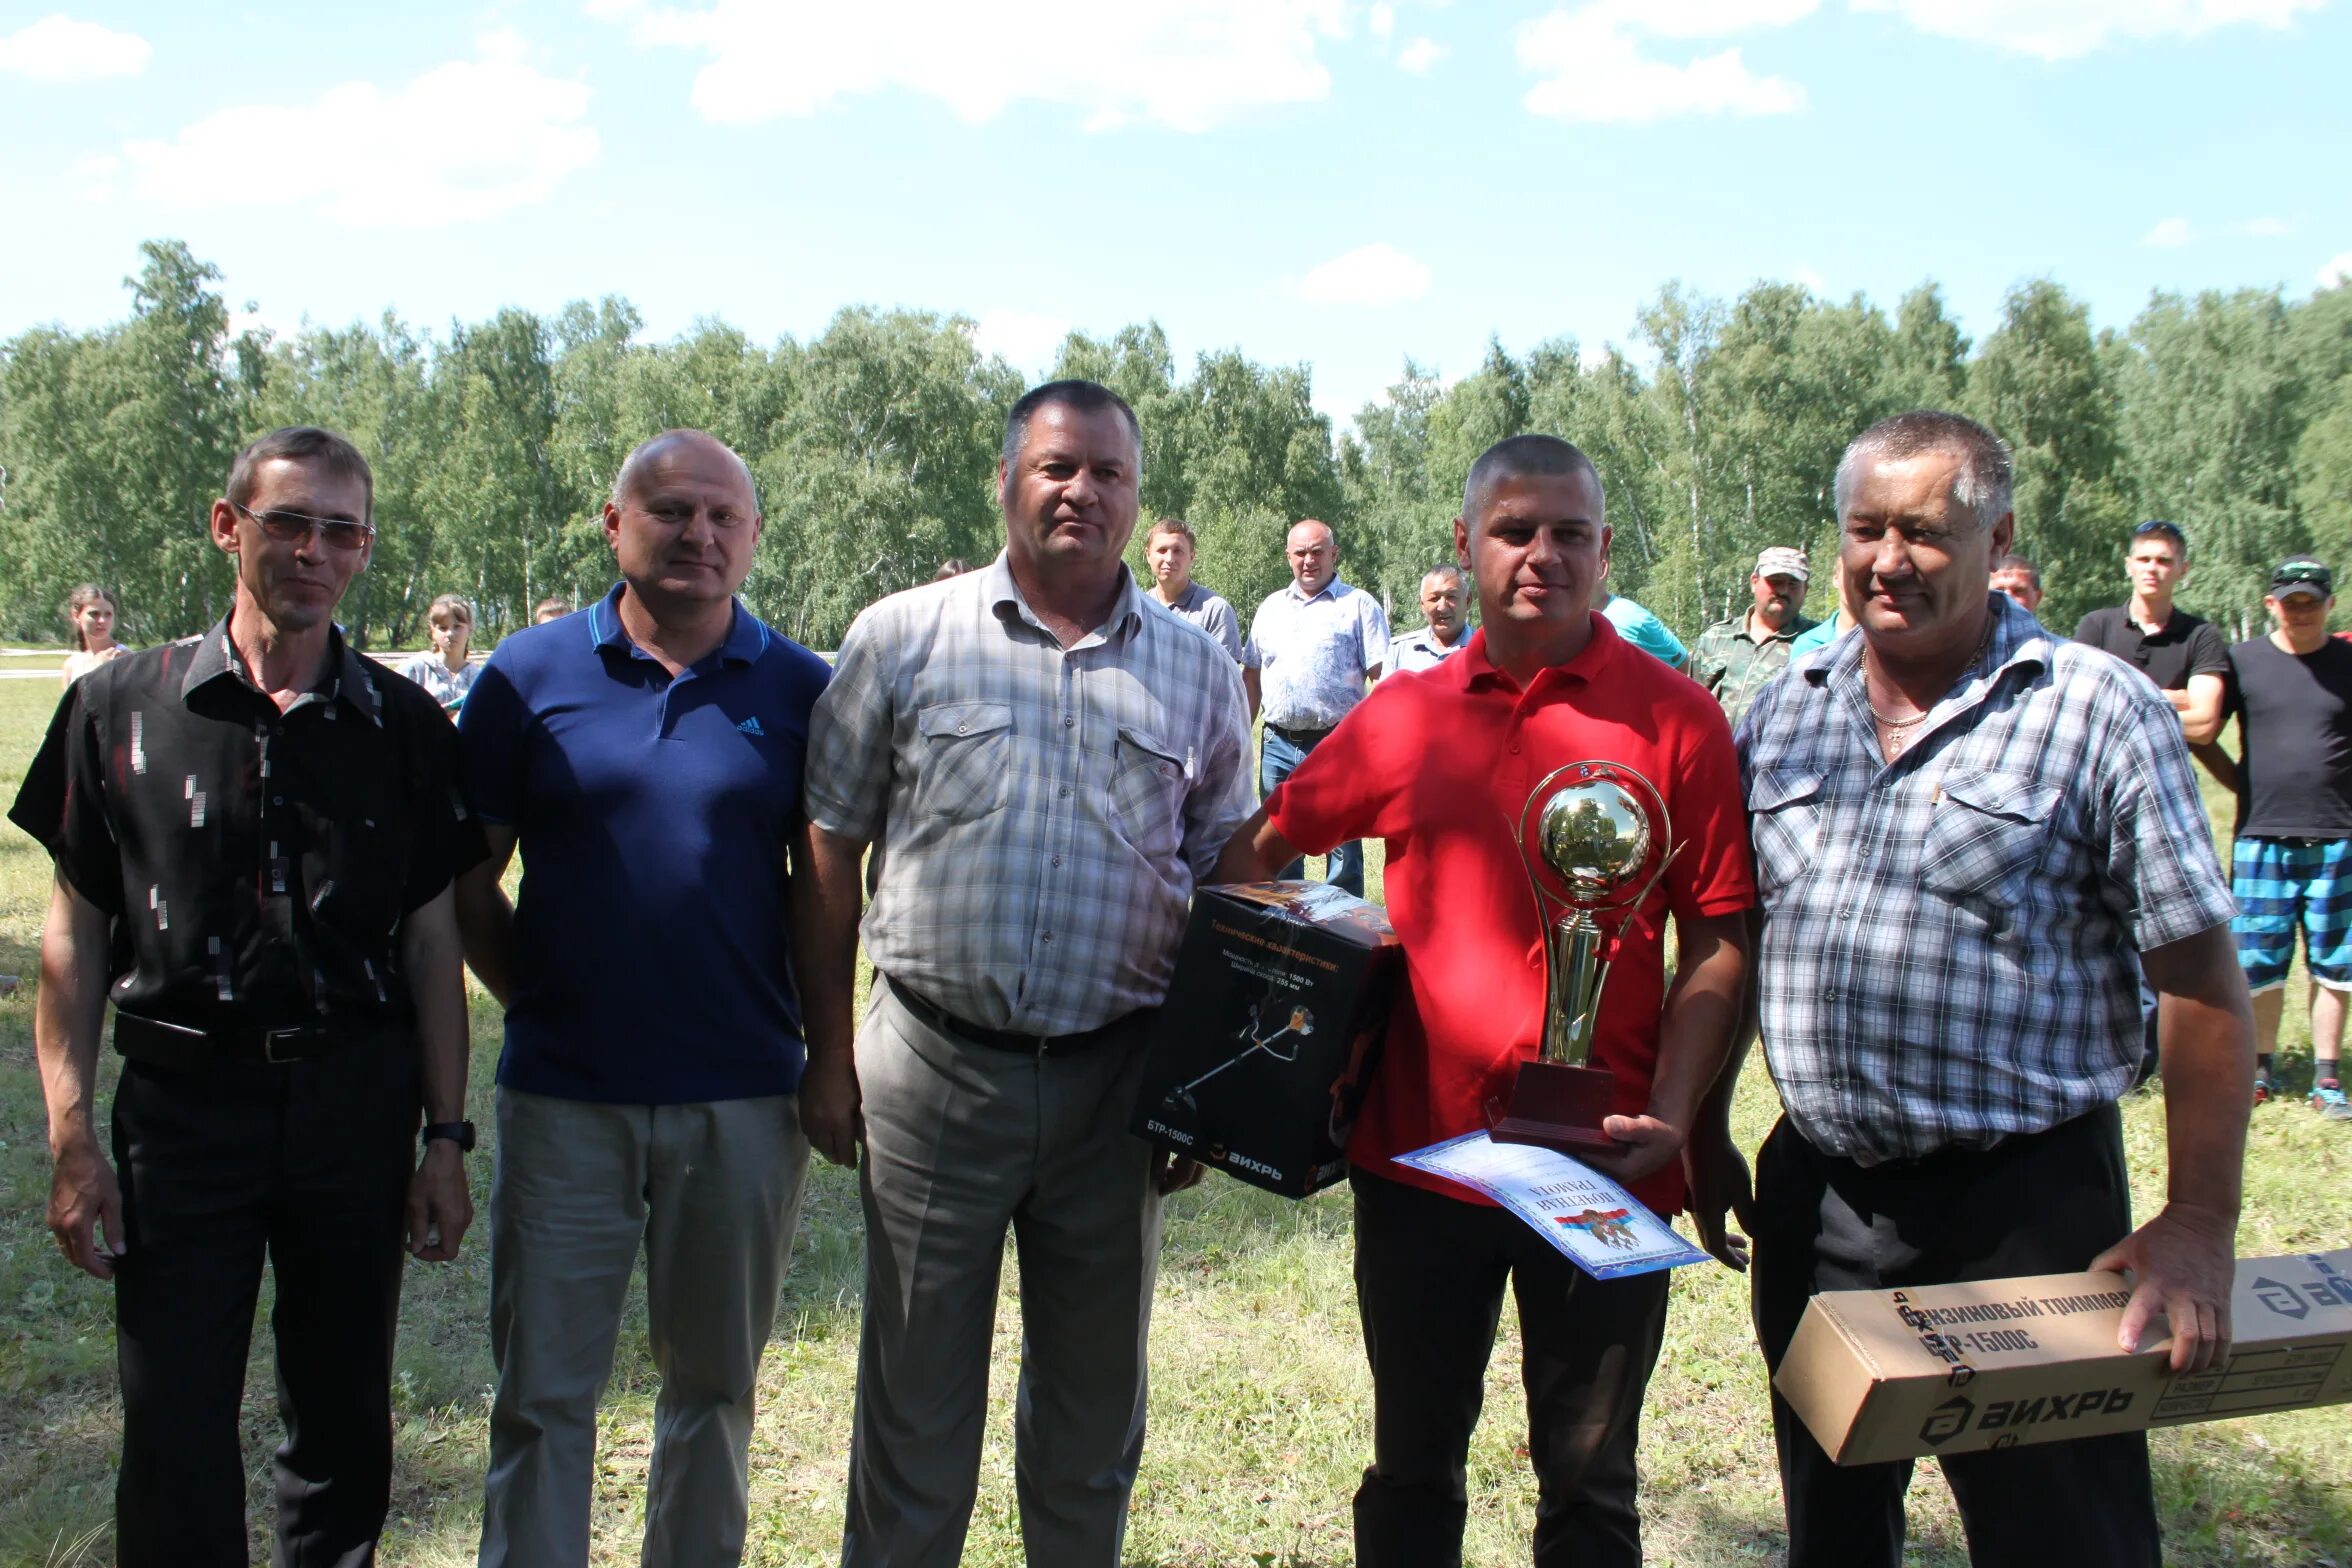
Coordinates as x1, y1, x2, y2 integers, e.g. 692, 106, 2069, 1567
1132, 880, 1400, 1196
1776, 1249, 2352, 1465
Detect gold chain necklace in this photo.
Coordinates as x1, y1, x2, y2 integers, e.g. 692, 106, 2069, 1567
1866, 613, 1997, 755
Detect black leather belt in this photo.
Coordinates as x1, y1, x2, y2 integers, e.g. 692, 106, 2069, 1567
885, 976, 1132, 1058
1265, 722, 1332, 746
115, 1010, 349, 1068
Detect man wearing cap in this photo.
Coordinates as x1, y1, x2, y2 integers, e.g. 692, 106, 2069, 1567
2072, 521, 2229, 755
2228, 556, 2352, 1119
1692, 547, 1819, 727
1384, 563, 1473, 675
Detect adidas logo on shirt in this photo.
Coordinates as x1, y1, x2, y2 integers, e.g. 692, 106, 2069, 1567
737, 716, 766, 736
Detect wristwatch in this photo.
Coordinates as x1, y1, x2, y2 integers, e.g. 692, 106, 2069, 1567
421, 1120, 476, 1153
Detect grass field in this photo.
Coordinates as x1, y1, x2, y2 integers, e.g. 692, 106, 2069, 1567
0, 655, 2346, 1566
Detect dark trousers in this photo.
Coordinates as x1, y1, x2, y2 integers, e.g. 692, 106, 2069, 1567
1349, 1167, 1671, 1568
1751, 1106, 2161, 1568
110, 1037, 419, 1568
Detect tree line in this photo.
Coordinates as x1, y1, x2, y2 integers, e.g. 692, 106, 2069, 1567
4, 239, 2350, 652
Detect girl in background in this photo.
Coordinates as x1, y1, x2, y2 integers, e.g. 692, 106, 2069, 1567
60, 584, 128, 687
398, 592, 480, 713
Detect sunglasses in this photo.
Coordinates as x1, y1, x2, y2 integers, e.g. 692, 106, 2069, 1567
234, 502, 375, 553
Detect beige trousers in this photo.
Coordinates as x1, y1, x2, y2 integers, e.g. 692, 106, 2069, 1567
479, 1088, 810, 1568
842, 980, 1162, 1568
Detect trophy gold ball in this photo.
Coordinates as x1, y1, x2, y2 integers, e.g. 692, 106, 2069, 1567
1534, 779, 1653, 901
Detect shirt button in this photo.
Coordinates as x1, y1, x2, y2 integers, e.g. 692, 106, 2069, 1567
1509, 742, 1521, 754
957, 722, 969, 734
1059, 786, 1071, 798
1822, 986, 1839, 1002
1041, 931, 1054, 944
1063, 714, 1075, 728
1050, 854, 1062, 868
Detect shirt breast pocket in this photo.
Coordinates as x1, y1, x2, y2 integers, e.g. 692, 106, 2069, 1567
1919, 770, 2061, 908
914, 701, 1013, 824
1747, 769, 1824, 901
1109, 723, 1185, 863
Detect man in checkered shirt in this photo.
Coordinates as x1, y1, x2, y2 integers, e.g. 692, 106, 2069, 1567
795, 379, 1253, 1568
1694, 411, 2253, 1568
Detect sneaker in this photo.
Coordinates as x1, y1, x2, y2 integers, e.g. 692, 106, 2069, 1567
2312, 1079, 2350, 1118
2254, 1073, 2274, 1105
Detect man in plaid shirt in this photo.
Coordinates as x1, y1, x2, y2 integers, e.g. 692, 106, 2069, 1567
1698, 411, 2253, 1568
797, 379, 1253, 1568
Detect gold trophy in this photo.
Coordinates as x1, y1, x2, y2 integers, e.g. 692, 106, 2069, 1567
1488, 761, 1675, 1154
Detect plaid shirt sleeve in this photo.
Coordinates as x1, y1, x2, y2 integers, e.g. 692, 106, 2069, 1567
803, 604, 898, 843
1181, 654, 1255, 881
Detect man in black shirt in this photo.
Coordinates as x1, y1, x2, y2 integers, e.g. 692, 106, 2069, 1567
2072, 520, 2230, 748
2229, 557, 2352, 1120
9, 426, 480, 1566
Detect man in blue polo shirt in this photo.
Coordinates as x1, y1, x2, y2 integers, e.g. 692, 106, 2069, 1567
455, 429, 831, 1568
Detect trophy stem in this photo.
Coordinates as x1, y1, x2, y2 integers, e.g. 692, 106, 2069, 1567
1541, 909, 1612, 1066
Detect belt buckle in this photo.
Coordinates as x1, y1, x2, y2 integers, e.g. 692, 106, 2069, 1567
262, 1026, 308, 1063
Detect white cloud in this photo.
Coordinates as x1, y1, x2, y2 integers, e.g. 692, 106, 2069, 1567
2143, 216, 2194, 248
116, 30, 598, 229
1519, 4, 1808, 122
0, 14, 151, 80
1297, 242, 1432, 306
1638, 0, 1821, 37
1396, 35, 1449, 71
595, 0, 1349, 133
2235, 216, 2294, 237
967, 310, 1071, 371
1369, 2, 1398, 38
1849, 0, 2328, 61
2321, 252, 2352, 290
68, 151, 120, 203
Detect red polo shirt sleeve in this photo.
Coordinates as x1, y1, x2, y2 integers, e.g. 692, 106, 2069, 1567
1660, 697, 1757, 921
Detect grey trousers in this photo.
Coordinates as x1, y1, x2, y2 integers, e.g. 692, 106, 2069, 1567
842, 980, 1162, 1568
479, 1088, 811, 1568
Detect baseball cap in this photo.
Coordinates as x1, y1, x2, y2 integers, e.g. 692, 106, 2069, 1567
1755, 547, 1810, 583
2271, 558, 2334, 599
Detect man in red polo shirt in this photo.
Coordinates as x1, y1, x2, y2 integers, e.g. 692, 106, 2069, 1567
1214, 433, 1754, 1568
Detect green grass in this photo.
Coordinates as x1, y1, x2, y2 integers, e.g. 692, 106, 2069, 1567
0, 689, 2344, 1565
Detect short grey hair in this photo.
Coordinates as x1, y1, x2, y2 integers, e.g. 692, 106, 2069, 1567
1421, 563, 1465, 591
1833, 410, 2012, 532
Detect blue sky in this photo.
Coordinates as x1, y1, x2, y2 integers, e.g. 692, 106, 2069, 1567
4, 0, 2348, 432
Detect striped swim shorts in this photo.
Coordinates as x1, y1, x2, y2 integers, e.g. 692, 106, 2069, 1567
2231, 835, 2352, 992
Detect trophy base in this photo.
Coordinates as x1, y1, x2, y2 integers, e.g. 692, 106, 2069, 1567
1487, 1061, 1621, 1154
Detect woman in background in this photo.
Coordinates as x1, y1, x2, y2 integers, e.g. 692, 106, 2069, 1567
60, 584, 129, 687
398, 592, 480, 713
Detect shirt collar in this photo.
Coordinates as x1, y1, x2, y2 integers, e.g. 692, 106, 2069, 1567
1804, 590, 2049, 695
1450, 612, 1621, 695
588, 582, 768, 667
1285, 575, 1346, 605
182, 611, 385, 726
984, 551, 1145, 644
